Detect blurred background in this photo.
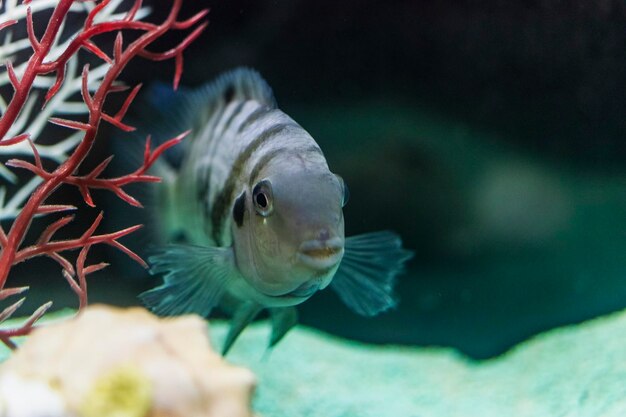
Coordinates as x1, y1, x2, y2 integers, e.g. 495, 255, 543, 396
8, 0, 626, 359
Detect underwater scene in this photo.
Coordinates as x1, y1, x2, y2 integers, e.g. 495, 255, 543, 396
0, 0, 625, 416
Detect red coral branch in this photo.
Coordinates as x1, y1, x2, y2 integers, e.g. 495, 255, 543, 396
0, 227, 7, 248
63, 131, 189, 207
0, 0, 208, 349
0, 287, 29, 302
83, 40, 113, 64
35, 205, 77, 215
0, 20, 18, 32
25, 7, 41, 53
0, 1, 74, 140
0, 301, 52, 349
139, 21, 208, 89
14, 212, 143, 309
5, 61, 21, 90
100, 83, 142, 131
0, 133, 30, 147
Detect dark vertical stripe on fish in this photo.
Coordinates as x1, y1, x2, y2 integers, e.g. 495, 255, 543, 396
200, 100, 234, 171
232, 191, 246, 227
211, 122, 298, 244
221, 101, 246, 136
248, 145, 324, 187
237, 106, 271, 133
204, 99, 229, 140
197, 167, 212, 230
223, 85, 235, 102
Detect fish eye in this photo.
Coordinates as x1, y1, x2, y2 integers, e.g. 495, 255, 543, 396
336, 174, 349, 207
253, 180, 273, 216
256, 193, 268, 208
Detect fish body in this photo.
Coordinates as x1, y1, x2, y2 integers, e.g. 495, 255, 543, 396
138, 68, 413, 353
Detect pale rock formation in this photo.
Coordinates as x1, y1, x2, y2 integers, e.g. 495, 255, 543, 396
0, 305, 256, 417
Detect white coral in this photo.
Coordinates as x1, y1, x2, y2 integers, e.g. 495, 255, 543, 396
0, 0, 150, 219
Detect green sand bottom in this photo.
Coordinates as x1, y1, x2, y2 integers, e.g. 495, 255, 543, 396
213, 311, 626, 417
2, 309, 626, 417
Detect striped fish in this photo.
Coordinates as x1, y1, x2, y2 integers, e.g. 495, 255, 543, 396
138, 68, 414, 353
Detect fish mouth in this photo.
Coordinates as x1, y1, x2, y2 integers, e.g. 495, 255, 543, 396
297, 237, 344, 270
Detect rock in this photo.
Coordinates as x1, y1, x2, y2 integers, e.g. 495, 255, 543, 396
0, 305, 255, 417
214, 309, 626, 417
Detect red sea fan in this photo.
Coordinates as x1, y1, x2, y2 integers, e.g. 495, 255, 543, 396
0, 0, 207, 349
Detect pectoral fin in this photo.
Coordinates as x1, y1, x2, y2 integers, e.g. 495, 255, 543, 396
222, 301, 263, 355
331, 231, 414, 316
140, 244, 235, 317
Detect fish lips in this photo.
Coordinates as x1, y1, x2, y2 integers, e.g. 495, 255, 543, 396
265, 238, 344, 301
297, 237, 345, 271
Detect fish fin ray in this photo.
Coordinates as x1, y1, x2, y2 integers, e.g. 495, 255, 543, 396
222, 301, 263, 355
204, 67, 277, 108
140, 244, 235, 317
331, 231, 414, 316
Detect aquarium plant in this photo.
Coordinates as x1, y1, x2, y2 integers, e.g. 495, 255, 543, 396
0, 0, 207, 349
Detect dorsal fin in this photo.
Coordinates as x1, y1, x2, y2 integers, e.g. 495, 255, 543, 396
144, 67, 277, 118
135, 67, 277, 168
205, 67, 277, 108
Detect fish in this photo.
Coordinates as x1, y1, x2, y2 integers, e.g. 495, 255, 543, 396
134, 68, 414, 354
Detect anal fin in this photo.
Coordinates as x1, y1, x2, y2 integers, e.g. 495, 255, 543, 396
223, 301, 262, 355
268, 307, 298, 348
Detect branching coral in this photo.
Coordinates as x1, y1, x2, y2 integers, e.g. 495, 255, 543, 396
0, 0, 207, 349
0, 0, 151, 186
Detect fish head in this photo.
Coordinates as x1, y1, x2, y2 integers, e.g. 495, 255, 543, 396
232, 160, 349, 306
